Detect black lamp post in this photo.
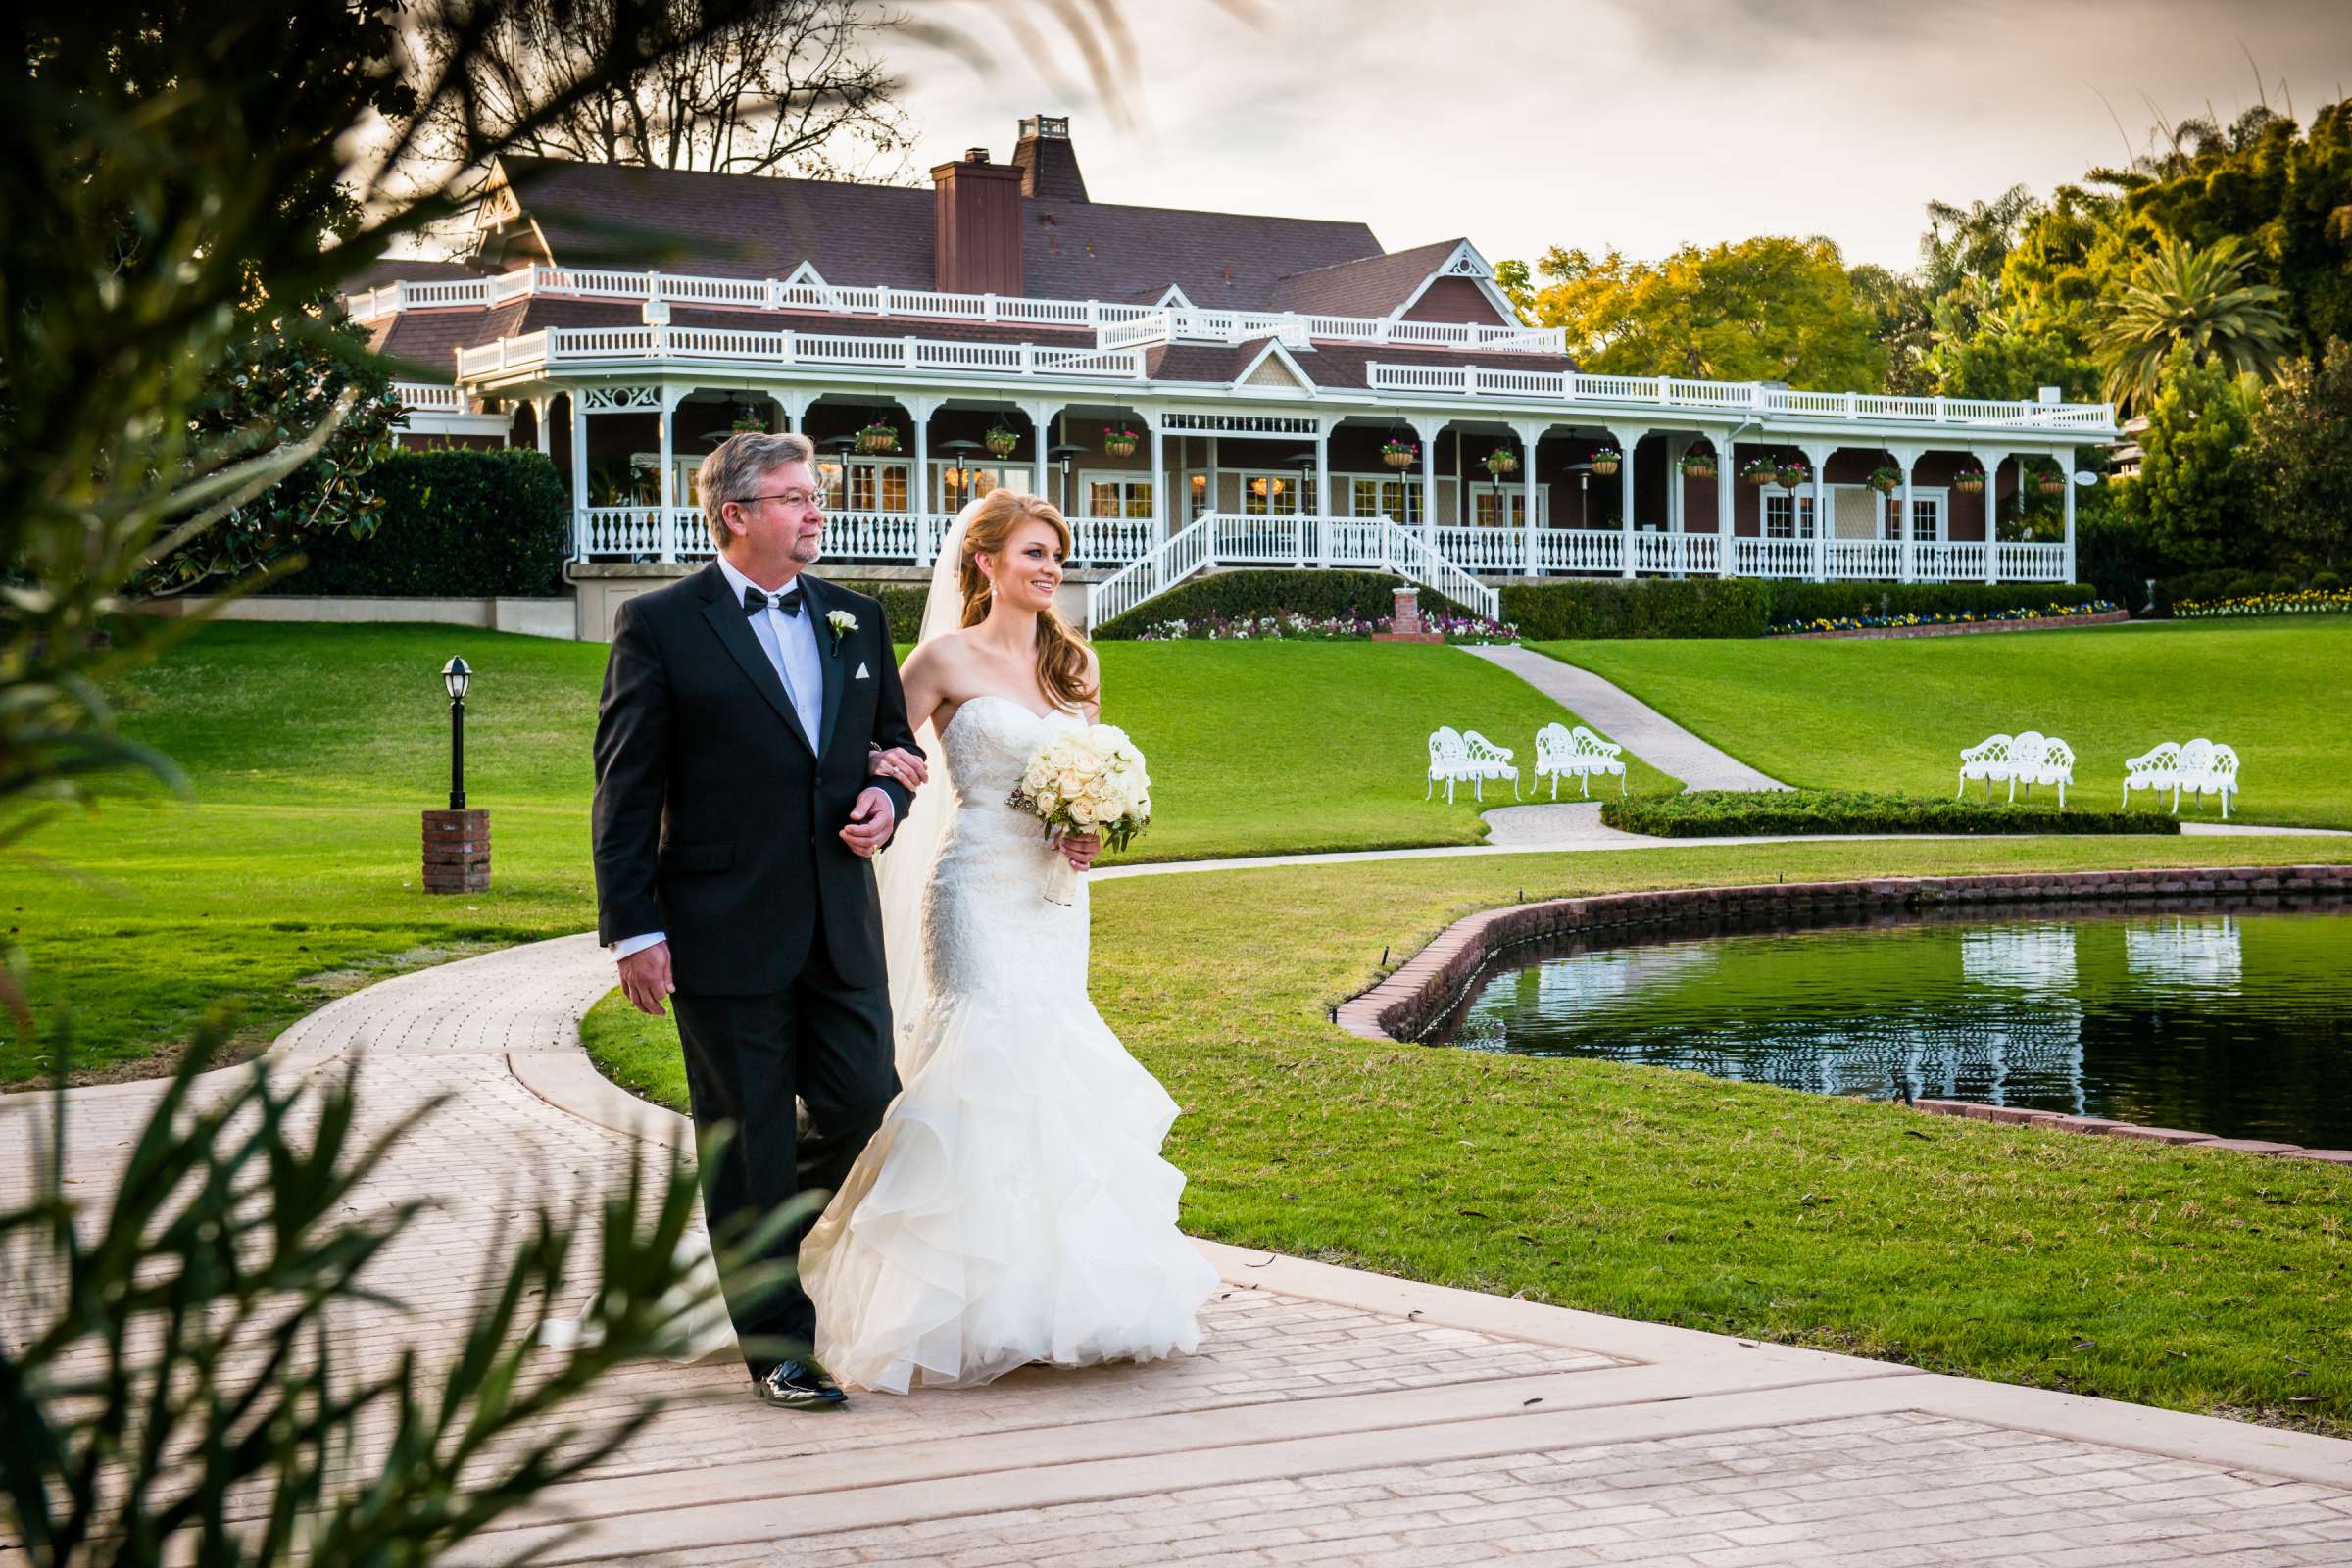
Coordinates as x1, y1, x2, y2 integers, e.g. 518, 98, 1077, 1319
1048, 442, 1086, 514
443, 656, 471, 810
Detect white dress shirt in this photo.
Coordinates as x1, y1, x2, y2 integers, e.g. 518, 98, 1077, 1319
611, 557, 889, 964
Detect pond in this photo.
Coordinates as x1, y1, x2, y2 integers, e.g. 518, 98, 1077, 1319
1434, 899, 2352, 1148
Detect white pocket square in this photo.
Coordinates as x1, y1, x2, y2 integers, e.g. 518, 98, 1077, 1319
854, 662, 870, 679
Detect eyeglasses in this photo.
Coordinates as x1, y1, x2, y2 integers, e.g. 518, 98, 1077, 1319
737, 489, 827, 511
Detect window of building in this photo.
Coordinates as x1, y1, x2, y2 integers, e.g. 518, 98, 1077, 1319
1239, 472, 1302, 516
1083, 473, 1155, 519
1347, 475, 1424, 525
1764, 493, 1817, 539
936, 462, 1016, 513
1471, 489, 1547, 528
822, 458, 910, 514
1188, 471, 1211, 519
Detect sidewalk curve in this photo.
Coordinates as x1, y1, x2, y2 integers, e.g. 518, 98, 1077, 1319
1461, 643, 1790, 792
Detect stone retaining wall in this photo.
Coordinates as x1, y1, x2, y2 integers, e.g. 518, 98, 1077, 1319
1335, 864, 2352, 1162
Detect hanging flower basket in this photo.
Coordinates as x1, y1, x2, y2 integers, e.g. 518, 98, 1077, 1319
1103, 424, 1140, 458
1485, 448, 1520, 476
984, 425, 1020, 458
1589, 447, 1623, 477
1868, 466, 1901, 495
730, 412, 768, 435
1777, 461, 1809, 490
1741, 458, 1780, 488
2035, 471, 2067, 496
857, 421, 900, 454
1681, 454, 1717, 479
1952, 470, 1986, 495
1381, 438, 1418, 469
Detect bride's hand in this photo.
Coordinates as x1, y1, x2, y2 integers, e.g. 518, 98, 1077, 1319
1058, 830, 1102, 871
867, 745, 928, 789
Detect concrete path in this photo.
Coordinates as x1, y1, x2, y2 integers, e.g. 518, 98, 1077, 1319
8, 935, 2351, 1565
1460, 644, 1789, 792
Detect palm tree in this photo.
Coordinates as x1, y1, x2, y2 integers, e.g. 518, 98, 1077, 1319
2092, 236, 2295, 411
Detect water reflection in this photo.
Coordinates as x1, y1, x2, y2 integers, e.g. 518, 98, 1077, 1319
1434, 899, 2351, 1147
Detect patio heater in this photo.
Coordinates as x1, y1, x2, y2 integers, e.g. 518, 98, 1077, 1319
422, 657, 489, 894
937, 438, 983, 513
1048, 443, 1086, 515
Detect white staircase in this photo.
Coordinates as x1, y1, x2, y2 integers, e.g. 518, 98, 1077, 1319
1085, 514, 1499, 628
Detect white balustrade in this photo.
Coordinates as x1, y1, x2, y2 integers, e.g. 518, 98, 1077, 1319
579, 506, 669, 558
1996, 542, 2068, 582
820, 510, 926, 561
1733, 538, 1816, 578
390, 381, 465, 413
1435, 526, 1524, 574
1826, 539, 1902, 579
1913, 542, 1989, 582
1534, 530, 1625, 575
1083, 514, 1498, 628
1069, 517, 1154, 564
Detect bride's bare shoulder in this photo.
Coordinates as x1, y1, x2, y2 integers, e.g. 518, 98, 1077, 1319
902, 630, 978, 680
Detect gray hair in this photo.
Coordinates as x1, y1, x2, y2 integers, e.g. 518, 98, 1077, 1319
700, 429, 817, 550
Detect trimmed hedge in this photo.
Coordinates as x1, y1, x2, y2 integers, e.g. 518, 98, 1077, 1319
1759, 581, 2102, 629
866, 584, 930, 644
1598, 789, 2180, 838
1498, 578, 1768, 639
1092, 570, 1467, 640
277, 449, 569, 597
2152, 568, 2324, 615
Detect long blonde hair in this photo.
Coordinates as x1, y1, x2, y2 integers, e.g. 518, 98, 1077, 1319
958, 489, 1096, 713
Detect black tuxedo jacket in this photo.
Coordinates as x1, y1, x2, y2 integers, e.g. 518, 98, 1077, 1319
591, 563, 921, 996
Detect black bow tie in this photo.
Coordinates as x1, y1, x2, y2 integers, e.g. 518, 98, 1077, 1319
743, 584, 804, 617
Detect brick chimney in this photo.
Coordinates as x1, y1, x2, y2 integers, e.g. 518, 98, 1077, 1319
931, 145, 1024, 296
1012, 114, 1088, 202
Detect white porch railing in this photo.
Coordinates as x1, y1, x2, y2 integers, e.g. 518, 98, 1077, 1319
1997, 543, 2069, 582
1732, 538, 1817, 579
389, 380, 466, 412
1366, 363, 2117, 434
1913, 542, 1989, 581
349, 263, 1571, 356
1825, 539, 1904, 579
1086, 514, 1497, 628
1070, 516, 1157, 564
465, 325, 1146, 381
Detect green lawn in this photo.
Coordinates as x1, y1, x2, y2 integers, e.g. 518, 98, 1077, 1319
587, 834, 2352, 1436
1536, 617, 2352, 829
0, 623, 1664, 1081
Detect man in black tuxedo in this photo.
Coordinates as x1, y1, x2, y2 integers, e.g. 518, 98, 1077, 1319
592, 430, 923, 1411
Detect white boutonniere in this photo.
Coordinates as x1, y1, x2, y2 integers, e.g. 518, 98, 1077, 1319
825, 608, 857, 655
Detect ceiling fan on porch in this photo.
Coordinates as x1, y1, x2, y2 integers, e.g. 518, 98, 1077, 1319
699, 396, 769, 444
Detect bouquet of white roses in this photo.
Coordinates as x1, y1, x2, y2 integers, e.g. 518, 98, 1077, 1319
1007, 722, 1152, 904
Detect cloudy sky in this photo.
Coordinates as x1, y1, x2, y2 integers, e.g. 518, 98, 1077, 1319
891, 0, 2352, 274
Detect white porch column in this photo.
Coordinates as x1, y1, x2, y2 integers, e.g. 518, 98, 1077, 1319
1714, 432, 1736, 578
1611, 428, 1644, 578
1206, 435, 1221, 521
1801, 441, 1836, 581
1147, 413, 1167, 540
657, 384, 685, 563
906, 394, 941, 565
1410, 416, 1444, 554
1312, 416, 1335, 566
568, 393, 589, 561
767, 389, 808, 434
531, 396, 553, 456
1021, 398, 1057, 500
2058, 446, 2078, 583
1886, 444, 1925, 584
1662, 434, 1691, 577
1512, 420, 1546, 576
1973, 448, 2009, 583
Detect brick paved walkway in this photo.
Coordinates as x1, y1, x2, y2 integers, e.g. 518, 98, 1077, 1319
7, 936, 2349, 1567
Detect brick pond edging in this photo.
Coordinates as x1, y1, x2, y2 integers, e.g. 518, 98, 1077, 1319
1334, 864, 2352, 1164
1772, 608, 2131, 641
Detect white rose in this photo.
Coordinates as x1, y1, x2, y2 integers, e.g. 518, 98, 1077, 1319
1068, 798, 1098, 826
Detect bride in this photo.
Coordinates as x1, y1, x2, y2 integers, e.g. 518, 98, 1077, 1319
793, 488, 1218, 1394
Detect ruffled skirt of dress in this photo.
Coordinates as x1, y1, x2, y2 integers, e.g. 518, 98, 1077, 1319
798, 986, 1218, 1394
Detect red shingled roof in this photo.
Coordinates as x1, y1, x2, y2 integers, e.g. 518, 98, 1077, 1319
487, 156, 1396, 314
1266, 240, 1474, 318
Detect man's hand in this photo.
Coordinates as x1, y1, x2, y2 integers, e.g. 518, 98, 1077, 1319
617, 940, 674, 1016
1058, 830, 1102, 871
840, 786, 895, 858
866, 745, 928, 790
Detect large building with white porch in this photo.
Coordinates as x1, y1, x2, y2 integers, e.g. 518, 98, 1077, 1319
354, 115, 2119, 633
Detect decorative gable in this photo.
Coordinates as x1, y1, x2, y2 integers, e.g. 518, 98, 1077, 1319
1395, 239, 1520, 326
1236, 340, 1313, 396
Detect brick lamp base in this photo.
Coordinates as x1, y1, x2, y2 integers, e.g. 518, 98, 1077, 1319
1372, 585, 1443, 644
422, 808, 491, 894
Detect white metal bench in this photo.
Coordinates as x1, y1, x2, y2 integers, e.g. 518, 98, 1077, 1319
2172, 738, 2241, 818
1534, 721, 1627, 798
1959, 730, 2073, 806
1958, 733, 2016, 799
1427, 726, 1520, 803
2122, 742, 2180, 809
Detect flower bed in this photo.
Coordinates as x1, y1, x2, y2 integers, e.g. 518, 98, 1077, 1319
2174, 589, 2352, 617
1598, 789, 2178, 839
1132, 610, 1517, 645
1769, 599, 2118, 636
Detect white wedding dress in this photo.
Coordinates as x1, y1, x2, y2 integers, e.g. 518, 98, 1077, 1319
795, 693, 1218, 1393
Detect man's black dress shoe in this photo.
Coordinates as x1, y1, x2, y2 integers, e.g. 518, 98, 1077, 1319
755, 1359, 848, 1411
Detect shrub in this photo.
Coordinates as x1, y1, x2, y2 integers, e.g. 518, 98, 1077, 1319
2152, 568, 2276, 615
1498, 578, 1769, 639
1599, 790, 2179, 838
1758, 581, 2102, 629
275, 449, 569, 597
2314, 569, 2345, 592
1092, 570, 1467, 640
